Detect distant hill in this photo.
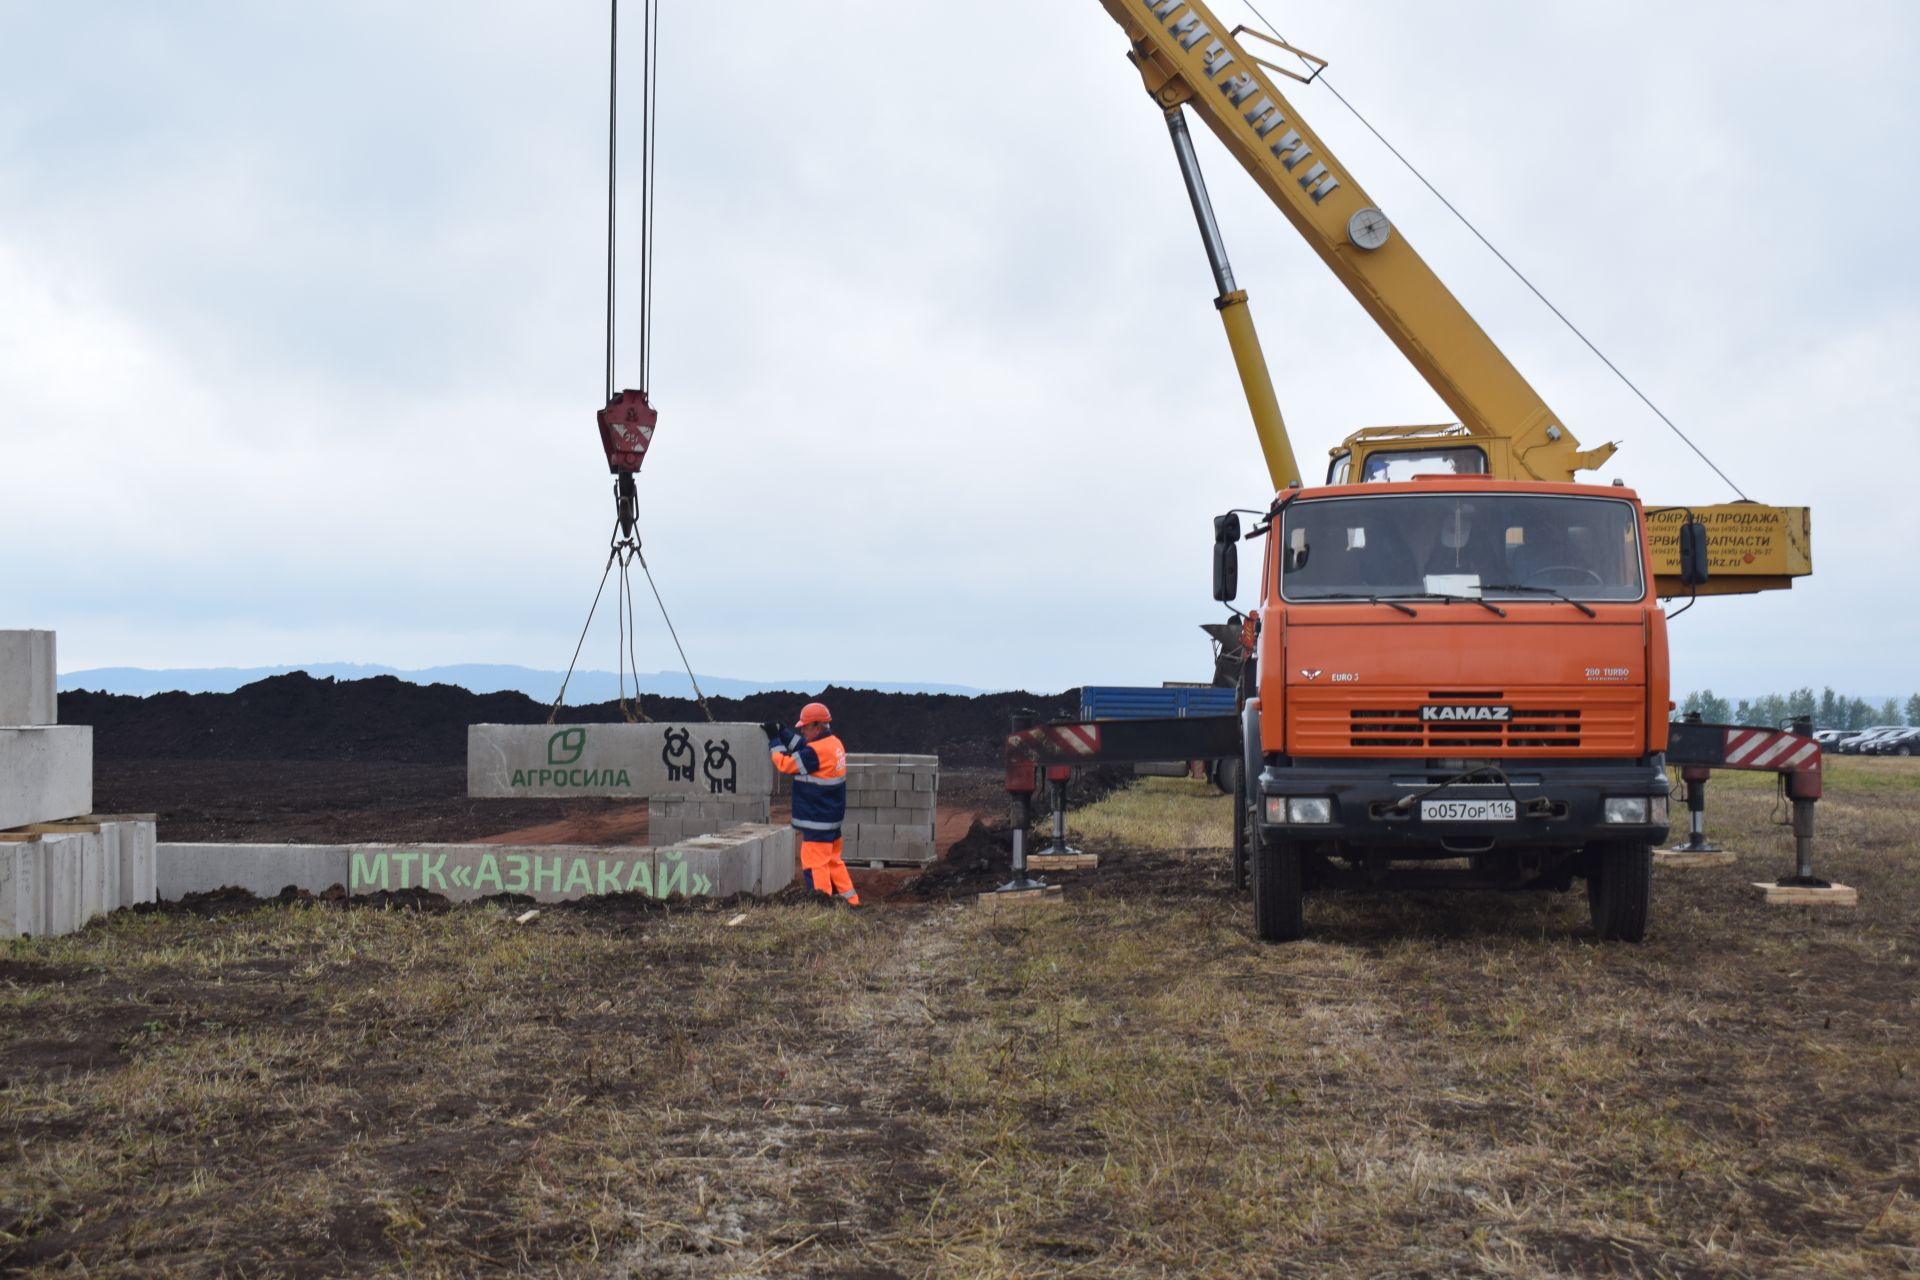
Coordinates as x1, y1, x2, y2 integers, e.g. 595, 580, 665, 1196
58, 663, 985, 701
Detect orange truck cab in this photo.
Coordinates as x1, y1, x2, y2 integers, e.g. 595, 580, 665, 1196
1234, 476, 1673, 942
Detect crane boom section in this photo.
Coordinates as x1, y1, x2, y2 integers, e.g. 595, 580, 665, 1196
1097, 0, 1614, 481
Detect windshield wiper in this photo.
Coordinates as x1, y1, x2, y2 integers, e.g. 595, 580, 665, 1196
1481, 583, 1599, 618
1407, 592, 1508, 618
1302, 592, 1420, 617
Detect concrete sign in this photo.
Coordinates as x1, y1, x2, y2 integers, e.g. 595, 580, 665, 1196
467, 723, 773, 800
158, 826, 795, 905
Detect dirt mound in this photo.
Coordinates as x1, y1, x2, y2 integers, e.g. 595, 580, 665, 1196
905, 819, 1014, 899
61, 673, 1080, 769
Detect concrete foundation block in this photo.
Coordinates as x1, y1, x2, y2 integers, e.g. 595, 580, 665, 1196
0, 631, 57, 725
0, 726, 93, 831
0, 840, 46, 938
749, 826, 796, 893
648, 794, 770, 843
111, 820, 158, 907
158, 844, 353, 901
468, 723, 773, 800
41, 832, 87, 937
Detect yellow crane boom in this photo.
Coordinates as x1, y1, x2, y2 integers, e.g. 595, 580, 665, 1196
1097, 0, 1810, 595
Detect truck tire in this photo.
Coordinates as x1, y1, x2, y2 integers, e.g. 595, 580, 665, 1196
1586, 840, 1652, 942
1252, 830, 1304, 942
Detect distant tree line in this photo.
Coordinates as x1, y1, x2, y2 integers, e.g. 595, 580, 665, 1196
1676, 688, 1920, 729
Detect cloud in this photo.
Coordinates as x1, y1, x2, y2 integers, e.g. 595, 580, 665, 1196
2, 1, 1913, 698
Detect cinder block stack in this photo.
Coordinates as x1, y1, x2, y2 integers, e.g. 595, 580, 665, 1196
647, 795, 772, 845
843, 753, 939, 866
0, 630, 157, 939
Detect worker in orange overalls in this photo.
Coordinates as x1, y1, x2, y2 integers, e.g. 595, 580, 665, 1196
763, 702, 858, 906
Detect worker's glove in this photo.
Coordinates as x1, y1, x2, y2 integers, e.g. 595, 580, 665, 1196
760, 721, 784, 744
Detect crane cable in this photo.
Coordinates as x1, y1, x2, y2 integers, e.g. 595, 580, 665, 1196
1241, 2, 1750, 502
553, 0, 714, 725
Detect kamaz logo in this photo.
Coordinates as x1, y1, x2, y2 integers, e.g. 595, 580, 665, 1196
1421, 705, 1512, 723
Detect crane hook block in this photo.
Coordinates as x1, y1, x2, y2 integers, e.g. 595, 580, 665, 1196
597, 389, 658, 475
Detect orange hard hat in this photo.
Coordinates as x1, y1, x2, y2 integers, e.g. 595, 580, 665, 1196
796, 701, 832, 727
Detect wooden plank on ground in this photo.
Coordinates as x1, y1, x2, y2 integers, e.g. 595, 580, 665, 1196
1753, 881, 1857, 907
1655, 850, 1737, 869
21, 822, 100, 835
976, 884, 1064, 913
0, 832, 43, 843
1027, 853, 1098, 872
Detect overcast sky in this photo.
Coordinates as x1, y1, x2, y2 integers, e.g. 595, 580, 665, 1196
3, 1, 1916, 698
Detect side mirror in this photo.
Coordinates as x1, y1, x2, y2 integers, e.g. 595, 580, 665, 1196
1213, 513, 1241, 602
1679, 520, 1710, 587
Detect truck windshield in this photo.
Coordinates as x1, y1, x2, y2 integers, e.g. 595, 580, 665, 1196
1279, 493, 1645, 603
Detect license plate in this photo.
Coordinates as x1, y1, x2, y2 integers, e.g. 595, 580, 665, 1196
1421, 799, 1517, 822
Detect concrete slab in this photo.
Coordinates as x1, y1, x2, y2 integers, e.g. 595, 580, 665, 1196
468, 723, 773, 800
42, 832, 88, 937
0, 631, 57, 725
0, 840, 45, 938
158, 844, 352, 901
88, 817, 159, 907
0, 725, 93, 831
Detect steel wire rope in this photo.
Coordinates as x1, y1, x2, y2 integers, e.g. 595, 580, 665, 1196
548, 541, 621, 723
634, 544, 715, 722
639, 0, 660, 392
1240, 2, 1749, 500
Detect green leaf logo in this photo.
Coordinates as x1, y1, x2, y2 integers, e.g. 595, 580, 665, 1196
548, 728, 587, 765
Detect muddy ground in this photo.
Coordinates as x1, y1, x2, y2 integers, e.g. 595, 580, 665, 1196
4, 763, 1917, 1276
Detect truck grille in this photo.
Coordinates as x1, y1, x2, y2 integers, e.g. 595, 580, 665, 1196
1288, 687, 1645, 757
1348, 707, 1581, 750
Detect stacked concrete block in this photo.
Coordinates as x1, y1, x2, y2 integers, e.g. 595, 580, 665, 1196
0, 631, 159, 938
0, 630, 56, 725
0, 820, 161, 940
0, 727, 93, 830
842, 753, 940, 866
648, 794, 772, 845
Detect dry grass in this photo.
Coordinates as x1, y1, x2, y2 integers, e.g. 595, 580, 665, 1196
3, 764, 1917, 1277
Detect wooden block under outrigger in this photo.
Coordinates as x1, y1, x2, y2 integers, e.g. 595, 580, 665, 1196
1655, 849, 1737, 869
976, 884, 1064, 912
1753, 881, 1857, 907
1027, 853, 1098, 872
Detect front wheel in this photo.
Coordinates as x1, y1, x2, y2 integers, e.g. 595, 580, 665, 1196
1586, 840, 1652, 942
1252, 830, 1304, 942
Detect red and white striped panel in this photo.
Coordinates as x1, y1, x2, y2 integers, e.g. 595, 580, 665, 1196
1043, 725, 1101, 758
1724, 728, 1820, 771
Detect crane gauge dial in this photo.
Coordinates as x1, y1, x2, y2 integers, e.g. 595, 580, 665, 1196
1347, 207, 1392, 252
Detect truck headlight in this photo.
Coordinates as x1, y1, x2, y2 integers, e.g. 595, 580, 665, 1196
1603, 797, 1650, 824
1287, 797, 1333, 824
1651, 795, 1669, 825
1262, 796, 1333, 824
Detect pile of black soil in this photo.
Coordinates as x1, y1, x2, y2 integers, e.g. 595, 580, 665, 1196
62, 673, 1081, 769
906, 819, 1015, 899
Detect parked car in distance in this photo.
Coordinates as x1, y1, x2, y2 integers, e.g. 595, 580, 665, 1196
1839, 727, 1907, 754
1813, 729, 1854, 746
1866, 727, 1920, 757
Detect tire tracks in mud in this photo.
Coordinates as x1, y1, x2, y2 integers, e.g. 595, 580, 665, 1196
609, 904, 965, 1278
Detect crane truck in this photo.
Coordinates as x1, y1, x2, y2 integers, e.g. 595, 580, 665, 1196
1006, 2, 1821, 943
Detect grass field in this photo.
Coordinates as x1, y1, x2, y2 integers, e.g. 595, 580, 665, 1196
3, 762, 1917, 1277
